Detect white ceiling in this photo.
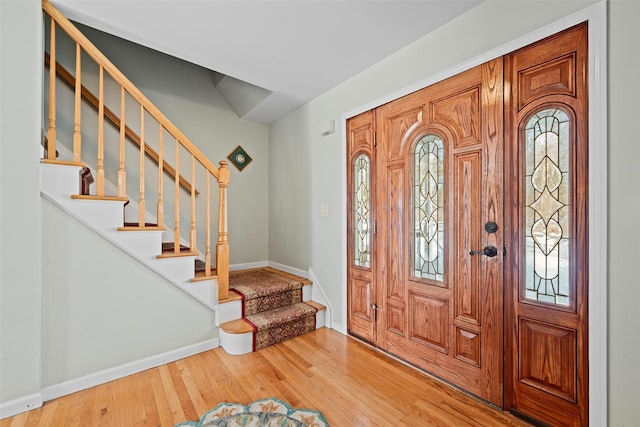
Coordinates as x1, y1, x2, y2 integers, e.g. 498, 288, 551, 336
50, 0, 482, 123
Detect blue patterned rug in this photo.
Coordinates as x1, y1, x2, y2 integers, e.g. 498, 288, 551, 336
175, 398, 329, 427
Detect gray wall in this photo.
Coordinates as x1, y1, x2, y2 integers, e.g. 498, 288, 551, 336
268, 0, 639, 425
0, 0, 43, 405
608, 0, 640, 423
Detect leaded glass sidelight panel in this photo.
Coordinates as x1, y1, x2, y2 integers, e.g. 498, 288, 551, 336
354, 154, 371, 268
524, 108, 571, 306
414, 135, 444, 281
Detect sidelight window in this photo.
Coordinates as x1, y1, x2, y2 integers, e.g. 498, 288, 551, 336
524, 108, 571, 306
354, 154, 371, 268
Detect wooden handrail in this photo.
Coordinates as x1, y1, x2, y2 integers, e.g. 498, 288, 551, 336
44, 52, 198, 195
42, 0, 220, 181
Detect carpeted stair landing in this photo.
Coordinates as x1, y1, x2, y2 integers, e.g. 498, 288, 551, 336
221, 268, 324, 352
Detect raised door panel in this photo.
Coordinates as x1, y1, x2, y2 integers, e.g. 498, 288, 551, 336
386, 165, 406, 303
409, 292, 449, 353
384, 108, 423, 162
519, 318, 577, 402
453, 151, 482, 326
348, 276, 374, 339
431, 87, 481, 147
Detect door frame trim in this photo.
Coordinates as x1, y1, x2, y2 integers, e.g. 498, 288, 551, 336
339, 2, 607, 425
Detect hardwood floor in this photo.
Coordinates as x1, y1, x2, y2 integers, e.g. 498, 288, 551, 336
1, 328, 530, 426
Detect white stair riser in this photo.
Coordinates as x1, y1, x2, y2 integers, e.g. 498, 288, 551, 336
186, 279, 217, 307
315, 308, 326, 329
147, 256, 197, 284
220, 330, 253, 355
69, 200, 125, 230
105, 230, 163, 260
41, 163, 82, 198
302, 284, 312, 302
216, 299, 242, 326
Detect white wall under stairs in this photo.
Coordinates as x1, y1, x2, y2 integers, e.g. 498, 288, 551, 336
38, 160, 222, 408
40, 161, 218, 311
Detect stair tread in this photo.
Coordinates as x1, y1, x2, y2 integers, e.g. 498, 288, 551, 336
118, 225, 167, 231
220, 319, 254, 334
41, 159, 84, 167
229, 269, 306, 300
191, 271, 218, 282
157, 250, 198, 259
219, 291, 243, 304
304, 300, 326, 311
244, 302, 317, 329
71, 194, 129, 202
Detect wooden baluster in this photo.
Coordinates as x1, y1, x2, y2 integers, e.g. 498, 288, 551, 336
205, 173, 211, 275
47, 18, 57, 159
174, 140, 180, 253
97, 65, 105, 196
190, 155, 196, 251
117, 86, 126, 197
138, 105, 145, 226
157, 126, 164, 227
73, 42, 81, 162
216, 161, 230, 300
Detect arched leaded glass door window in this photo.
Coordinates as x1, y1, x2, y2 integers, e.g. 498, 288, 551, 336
524, 108, 571, 306
353, 154, 371, 268
413, 134, 444, 281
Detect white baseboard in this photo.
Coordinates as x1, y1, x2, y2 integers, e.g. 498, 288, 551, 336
230, 261, 268, 271
267, 261, 308, 279
332, 322, 347, 335
41, 338, 219, 402
307, 268, 332, 329
0, 393, 43, 420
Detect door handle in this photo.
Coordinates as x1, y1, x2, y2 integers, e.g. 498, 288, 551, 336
469, 246, 498, 257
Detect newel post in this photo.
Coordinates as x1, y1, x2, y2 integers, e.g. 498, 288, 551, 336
216, 161, 230, 300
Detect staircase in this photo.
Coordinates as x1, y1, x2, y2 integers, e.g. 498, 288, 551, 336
219, 268, 326, 354
41, 0, 326, 356
40, 160, 326, 352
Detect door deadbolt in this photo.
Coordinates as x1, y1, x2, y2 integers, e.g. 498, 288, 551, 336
485, 222, 499, 233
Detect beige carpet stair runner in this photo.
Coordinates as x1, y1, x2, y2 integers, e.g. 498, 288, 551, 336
227, 269, 318, 351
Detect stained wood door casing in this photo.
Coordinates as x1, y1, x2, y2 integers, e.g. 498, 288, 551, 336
504, 23, 588, 426
374, 59, 504, 406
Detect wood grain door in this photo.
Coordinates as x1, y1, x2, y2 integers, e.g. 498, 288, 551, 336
347, 110, 377, 342
347, 24, 588, 424
375, 58, 504, 405
504, 23, 589, 426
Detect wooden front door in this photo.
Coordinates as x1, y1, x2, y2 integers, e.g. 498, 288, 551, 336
347, 23, 588, 425
348, 58, 505, 406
